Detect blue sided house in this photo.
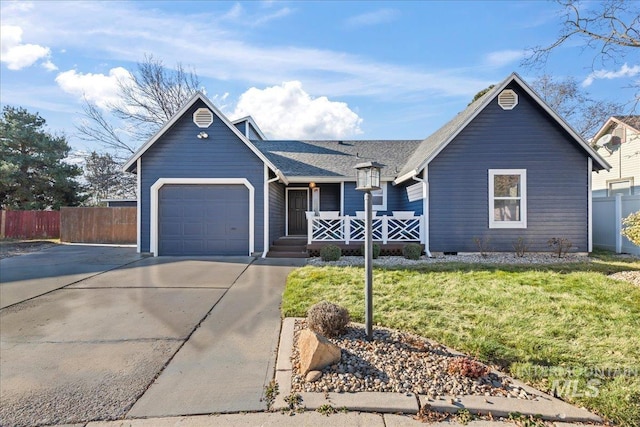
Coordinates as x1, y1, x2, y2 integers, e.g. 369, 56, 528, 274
123, 73, 610, 257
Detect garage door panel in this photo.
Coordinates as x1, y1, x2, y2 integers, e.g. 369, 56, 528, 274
158, 184, 250, 256
160, 204, 183, 219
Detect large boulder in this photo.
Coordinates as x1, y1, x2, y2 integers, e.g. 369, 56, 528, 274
298, 329, 341, 375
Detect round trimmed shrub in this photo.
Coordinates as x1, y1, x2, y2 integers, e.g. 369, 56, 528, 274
360, 243, 381, 259
403, 243, 422, 260
320, 244, 341, 261
307, 301, 350, 338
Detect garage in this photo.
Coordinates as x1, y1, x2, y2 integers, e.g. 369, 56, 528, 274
158, 184, 250, 256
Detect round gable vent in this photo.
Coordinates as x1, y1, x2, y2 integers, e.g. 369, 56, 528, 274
498, 89, 518, 110
193, 108, 214, 128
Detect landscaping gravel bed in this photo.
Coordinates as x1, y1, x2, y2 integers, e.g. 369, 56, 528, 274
291, 320, 540, 400
307, 253, 592, 267
609, 270, 640, 286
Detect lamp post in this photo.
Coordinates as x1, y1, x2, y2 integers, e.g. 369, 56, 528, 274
354, 161, 382, 341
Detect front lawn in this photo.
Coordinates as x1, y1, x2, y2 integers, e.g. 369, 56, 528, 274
282, 255, 640, 426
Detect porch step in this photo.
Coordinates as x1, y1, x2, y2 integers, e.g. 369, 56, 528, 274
267, 237, 309, 258
266, 251, 309, 259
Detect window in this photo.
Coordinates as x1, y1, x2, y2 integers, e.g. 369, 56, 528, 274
489, 169, 526, 228
370, 181, 387, 211
608, 179, 632, 196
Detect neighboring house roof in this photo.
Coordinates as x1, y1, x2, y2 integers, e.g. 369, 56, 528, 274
593, 115, 640, 142
614, 115, 640, 132
122, 92, 288, 183
395, 72, 610, 184
252, 139, 422, 181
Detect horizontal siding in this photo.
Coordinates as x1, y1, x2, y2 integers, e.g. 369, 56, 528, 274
344, 181, 421, 216
319, 183, 340, 211
140, 99, 265, 253
592, 128, 640, 196
429, 82, 589, 252
269, 182, 285, 245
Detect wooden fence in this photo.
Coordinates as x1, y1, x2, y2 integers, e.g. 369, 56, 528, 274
60, 207, 136, 244
0, 210, 60, 239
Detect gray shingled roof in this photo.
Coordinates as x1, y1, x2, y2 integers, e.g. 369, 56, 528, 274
252, 139, 422, 179
396, 77, 507, 179
614, 115, 640, 131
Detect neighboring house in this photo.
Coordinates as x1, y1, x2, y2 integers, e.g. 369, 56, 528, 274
591, 116, 640, 197
102, 199, 137, 208
123, 72, 609, 257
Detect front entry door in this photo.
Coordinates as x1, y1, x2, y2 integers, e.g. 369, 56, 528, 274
288, 190, 308, 235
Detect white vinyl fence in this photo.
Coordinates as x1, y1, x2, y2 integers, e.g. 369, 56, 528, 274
593, 194, 640, 255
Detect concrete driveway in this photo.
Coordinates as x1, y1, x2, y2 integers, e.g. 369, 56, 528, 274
0, 245, 303, 426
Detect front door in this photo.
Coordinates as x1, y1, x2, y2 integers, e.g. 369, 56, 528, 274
288, 190, 308, 235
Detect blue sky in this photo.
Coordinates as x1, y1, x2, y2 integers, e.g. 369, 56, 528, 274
1, 0, 637, 155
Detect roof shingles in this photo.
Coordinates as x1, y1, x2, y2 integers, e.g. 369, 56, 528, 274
252, 139, 421, 179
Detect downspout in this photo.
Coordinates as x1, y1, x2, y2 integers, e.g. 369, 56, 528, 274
262, 167, 281, 259
410, 170, 432, 258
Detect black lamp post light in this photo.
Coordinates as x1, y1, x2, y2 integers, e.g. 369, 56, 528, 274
354, 161, 383, 341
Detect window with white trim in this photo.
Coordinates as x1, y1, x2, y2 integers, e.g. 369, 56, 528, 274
370, 181, 387, 211
489, 169, 527, 228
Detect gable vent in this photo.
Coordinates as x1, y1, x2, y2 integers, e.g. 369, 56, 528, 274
193, 108, 214, 128
498, 89, 518, 110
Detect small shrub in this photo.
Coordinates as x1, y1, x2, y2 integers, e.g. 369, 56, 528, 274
513, 237, 528, 257
447, 357, 490, 379
622, 211, 640, 246
360, 243, 381, 259
473, 236, 491, 257
307, 301, 350, 338
403, 243, 422, 260
320, 244, 341, 261
547, 237, 573, 258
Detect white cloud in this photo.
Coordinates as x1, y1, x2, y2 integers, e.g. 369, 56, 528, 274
232, 81, 363, 139
42, 59, 58, 71
0, 25, 53, 70
484, 50, 525, 67
582, 63, 640, 87
55, 67, 132, 109
345, 9, 399, 28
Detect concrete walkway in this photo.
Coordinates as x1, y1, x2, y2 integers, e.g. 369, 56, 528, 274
128, 258, 305, 417
0, 244, 143, 308
0, 246, 304, 426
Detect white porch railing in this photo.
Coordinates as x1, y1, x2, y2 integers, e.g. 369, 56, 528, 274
307, 214, 425, 244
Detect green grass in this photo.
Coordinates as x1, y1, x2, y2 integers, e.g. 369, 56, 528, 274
282, 254, 640, 426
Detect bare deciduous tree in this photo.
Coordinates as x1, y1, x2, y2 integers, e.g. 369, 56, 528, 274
531, 74, 623, 138
76, 54, 201, 158
524, 0, 639, 68
523, 0, 639, 111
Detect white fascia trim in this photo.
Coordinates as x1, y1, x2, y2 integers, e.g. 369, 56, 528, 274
136, 158, 141, 253
394, 169, 419, 185
488, 169, 527, 229
123, 92, 281, 175
408, 73, 610, 176
231, 116, 267, 141
150, 178, 255, 257
285, 188, 309, 236
588, 157, 593, 252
